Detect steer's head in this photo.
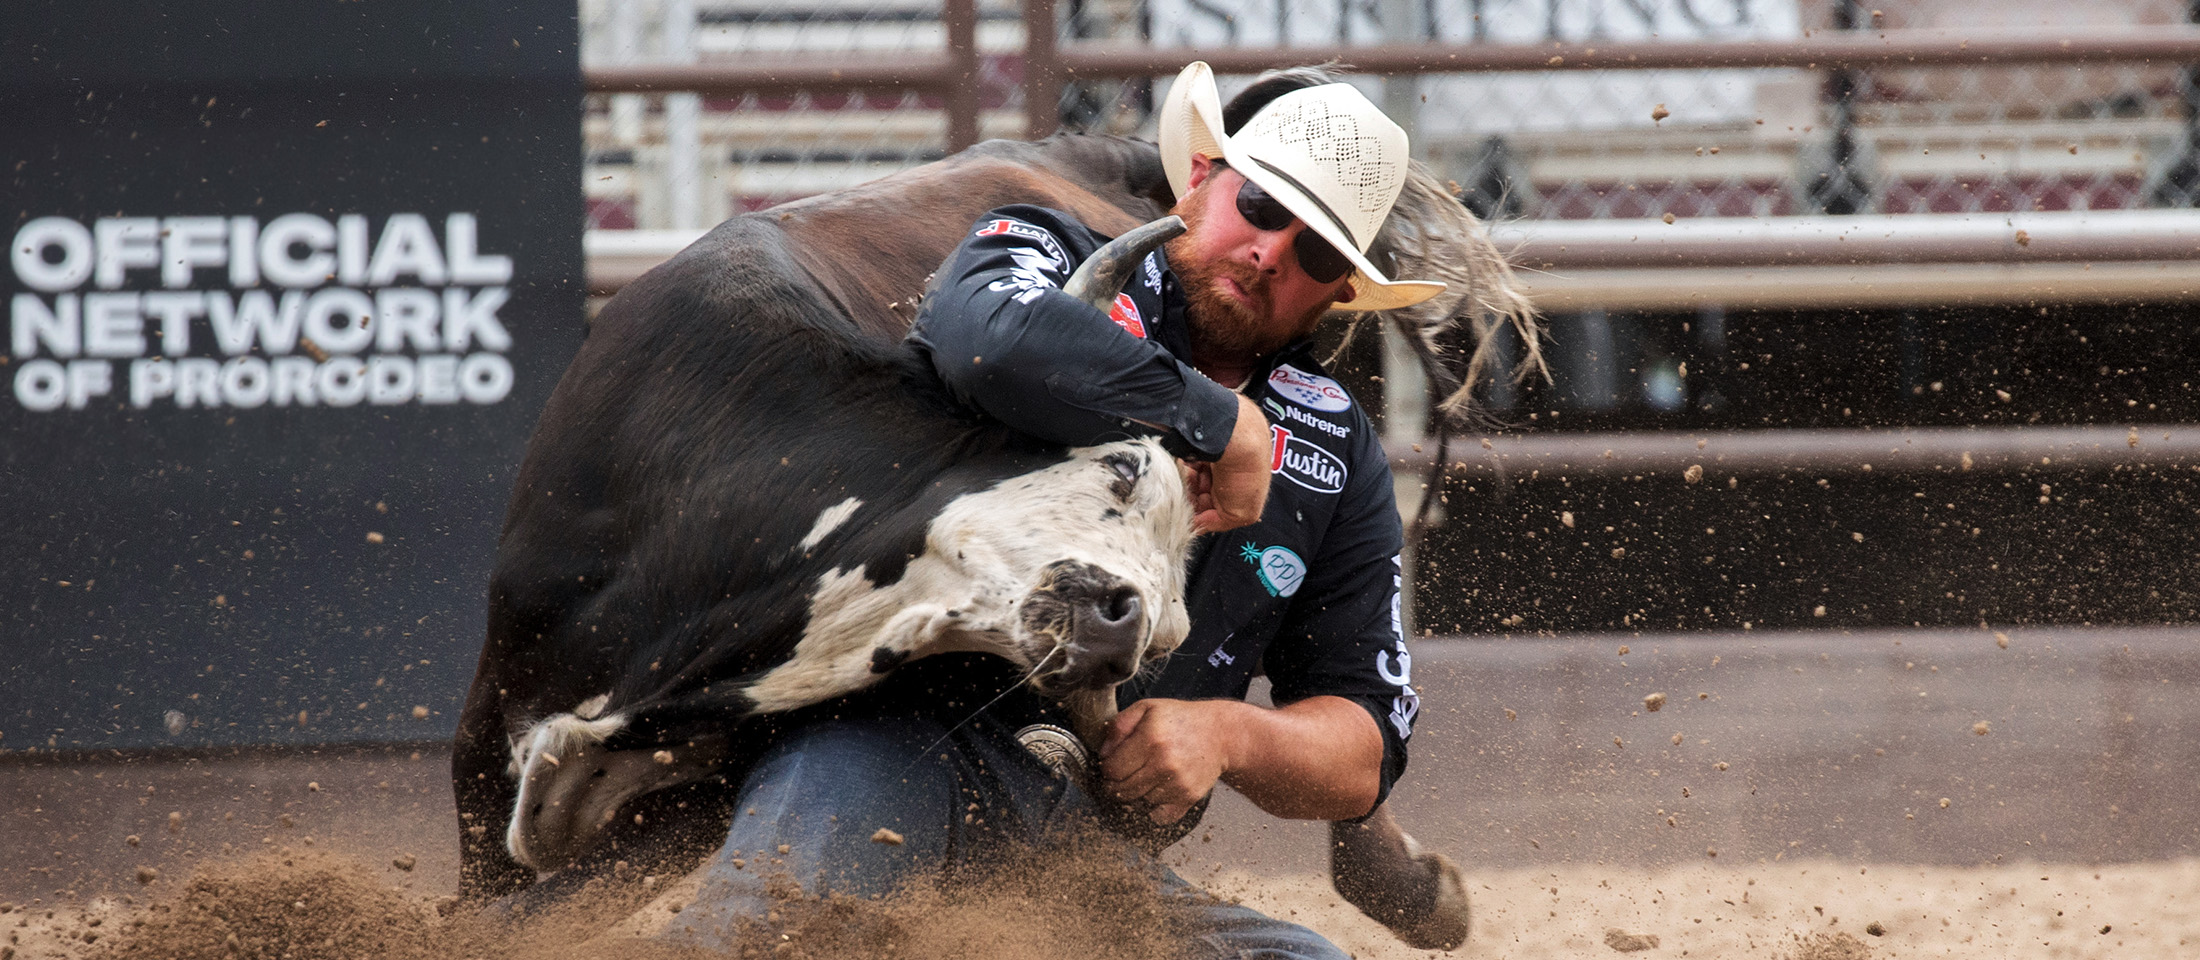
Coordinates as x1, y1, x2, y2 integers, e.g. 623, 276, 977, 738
930, 438, 1195, 695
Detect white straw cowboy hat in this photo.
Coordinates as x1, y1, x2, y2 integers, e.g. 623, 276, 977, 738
1158, 61, 1445, 311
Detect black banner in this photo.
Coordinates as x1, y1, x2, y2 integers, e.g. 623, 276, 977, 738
1, 1, 583, 751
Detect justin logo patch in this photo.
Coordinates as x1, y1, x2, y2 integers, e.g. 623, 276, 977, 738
1268, 425, 1347, 494
1239, 541, 1307, 598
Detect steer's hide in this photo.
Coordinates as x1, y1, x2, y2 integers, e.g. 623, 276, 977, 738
455, 136, 1193, 899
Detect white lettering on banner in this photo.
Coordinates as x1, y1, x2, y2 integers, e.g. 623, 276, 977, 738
161, 217, 227, 289
6, 212, 519, 413
93, 219, 159, 290
141, 291, 204, 356
208, 290, 305, 355
337, 214, 370, 285
13, 358, 111, 411
122, 352, 512, 410
12, 218, 95, 292
259, 213, 337, 288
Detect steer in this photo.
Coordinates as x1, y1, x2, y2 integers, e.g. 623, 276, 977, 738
454, 134, 1470, 950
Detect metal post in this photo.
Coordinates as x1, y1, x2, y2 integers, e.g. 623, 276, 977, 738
2149, 0, 2200, 205
945, 0, 981, 152
1023, 0, 1062, 140
607, 0, 645, 146
661, 0, 705, 230
1802, 0, 1873, 215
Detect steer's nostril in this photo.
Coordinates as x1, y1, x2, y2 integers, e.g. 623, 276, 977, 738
1101, 588, 1140, 625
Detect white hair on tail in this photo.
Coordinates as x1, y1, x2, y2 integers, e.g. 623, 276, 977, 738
1343, 159, 1546, 422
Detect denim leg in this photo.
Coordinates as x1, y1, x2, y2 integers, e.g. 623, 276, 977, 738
659, 710, 1081, 948
1157, 865, 1352, 960
660, 707, 1348, 960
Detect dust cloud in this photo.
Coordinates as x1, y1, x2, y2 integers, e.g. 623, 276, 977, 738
9, 838, 1198, 960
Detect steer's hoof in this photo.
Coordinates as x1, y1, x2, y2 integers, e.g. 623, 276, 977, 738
1388, 850, 1470, 951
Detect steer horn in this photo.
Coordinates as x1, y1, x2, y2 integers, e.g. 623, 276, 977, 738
1063, 216, 1185, 311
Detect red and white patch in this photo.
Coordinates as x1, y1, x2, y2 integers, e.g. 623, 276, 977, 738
1267, 424, 1346, 494
1107, 293, 1147, 338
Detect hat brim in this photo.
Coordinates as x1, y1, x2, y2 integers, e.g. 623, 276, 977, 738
1225, 156, 1445, 311
1158, 61, 1445, 312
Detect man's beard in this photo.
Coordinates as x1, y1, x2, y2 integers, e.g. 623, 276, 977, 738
1166, 196, 1325, 363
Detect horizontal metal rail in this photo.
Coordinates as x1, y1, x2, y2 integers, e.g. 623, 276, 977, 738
1394, 425, 2200, 478
1492, 210, 2200, 270
1049, 26, 2200, 79
580, 25, 2200, 106
585, 211, 2200, 304
586, 57, 961, 95
586, 0, 981, 150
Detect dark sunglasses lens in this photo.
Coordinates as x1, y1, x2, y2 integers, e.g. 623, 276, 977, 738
1235, 181, 1296, 231
1236, 178, 1352, 283
1293, 232, 1352, 284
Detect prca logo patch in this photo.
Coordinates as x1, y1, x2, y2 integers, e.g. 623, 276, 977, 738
1238, 542, 1307, 598
1267, 363, 1352, 412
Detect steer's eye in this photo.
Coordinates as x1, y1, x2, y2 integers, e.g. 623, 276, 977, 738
1102, 451, 1142, 484
1100, 451, 1142, 501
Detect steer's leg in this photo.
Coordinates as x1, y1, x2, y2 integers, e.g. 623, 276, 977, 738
1330, 804, 1471, 951
453, 672, 534, 905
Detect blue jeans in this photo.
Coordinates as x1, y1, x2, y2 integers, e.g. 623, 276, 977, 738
656, 688, 1349, 960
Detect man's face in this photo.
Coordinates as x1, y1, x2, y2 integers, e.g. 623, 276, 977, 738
1166, 155, 1355, 361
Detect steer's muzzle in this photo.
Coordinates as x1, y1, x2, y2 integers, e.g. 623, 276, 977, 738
1021, 559, 1149, 693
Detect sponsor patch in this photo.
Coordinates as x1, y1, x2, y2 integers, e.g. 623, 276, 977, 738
1206, 631, 1237, 667
1267, 363, 1352, 413
1142, 251, 1163, 295
1237, 542, 1307, 598
1381, 555, 1417, 739
1268, 398, 1349, 439
974, 218, 1068, 269
1267, 425, 1347, 494
1108, 292, 1147, 338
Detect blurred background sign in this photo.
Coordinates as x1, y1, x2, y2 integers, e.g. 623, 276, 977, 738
0, 0, 583, 751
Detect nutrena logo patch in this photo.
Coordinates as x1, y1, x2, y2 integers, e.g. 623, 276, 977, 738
1108, 292, 1146, 338
1267, 363, 1351, 412
1239, 541, 1306, 598
1268, 424, 1347, 494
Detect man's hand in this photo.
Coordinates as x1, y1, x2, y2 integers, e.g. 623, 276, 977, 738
1099, 699, 1232, 824
1188, 393, 1272, 533
1100, 695, 1383, 824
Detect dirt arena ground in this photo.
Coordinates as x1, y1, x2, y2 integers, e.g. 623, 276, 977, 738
7, 626, 2198, 959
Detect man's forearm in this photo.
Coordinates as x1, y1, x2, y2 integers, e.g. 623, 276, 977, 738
1217, 694, 1383, 821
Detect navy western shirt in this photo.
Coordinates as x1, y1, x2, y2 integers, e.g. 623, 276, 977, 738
909, 204, 1419, 811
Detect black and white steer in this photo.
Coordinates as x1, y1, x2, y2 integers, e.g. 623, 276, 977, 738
454, 212, 1193, 896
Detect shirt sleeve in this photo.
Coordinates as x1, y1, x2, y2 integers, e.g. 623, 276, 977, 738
908, 205, 1239, 461
1259, 426, 1417, 812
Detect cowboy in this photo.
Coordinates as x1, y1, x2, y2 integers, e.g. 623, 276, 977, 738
664, 62, 1531, 958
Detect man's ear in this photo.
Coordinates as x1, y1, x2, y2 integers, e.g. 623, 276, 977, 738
1185, 152, 1218, 191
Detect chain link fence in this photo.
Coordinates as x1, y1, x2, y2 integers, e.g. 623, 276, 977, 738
581, 0, 2200, 230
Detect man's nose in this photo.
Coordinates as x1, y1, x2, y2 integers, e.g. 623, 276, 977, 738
1247, 224, 1297, 275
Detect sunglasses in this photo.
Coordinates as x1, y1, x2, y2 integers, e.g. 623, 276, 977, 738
1230, 175, 1355, 285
